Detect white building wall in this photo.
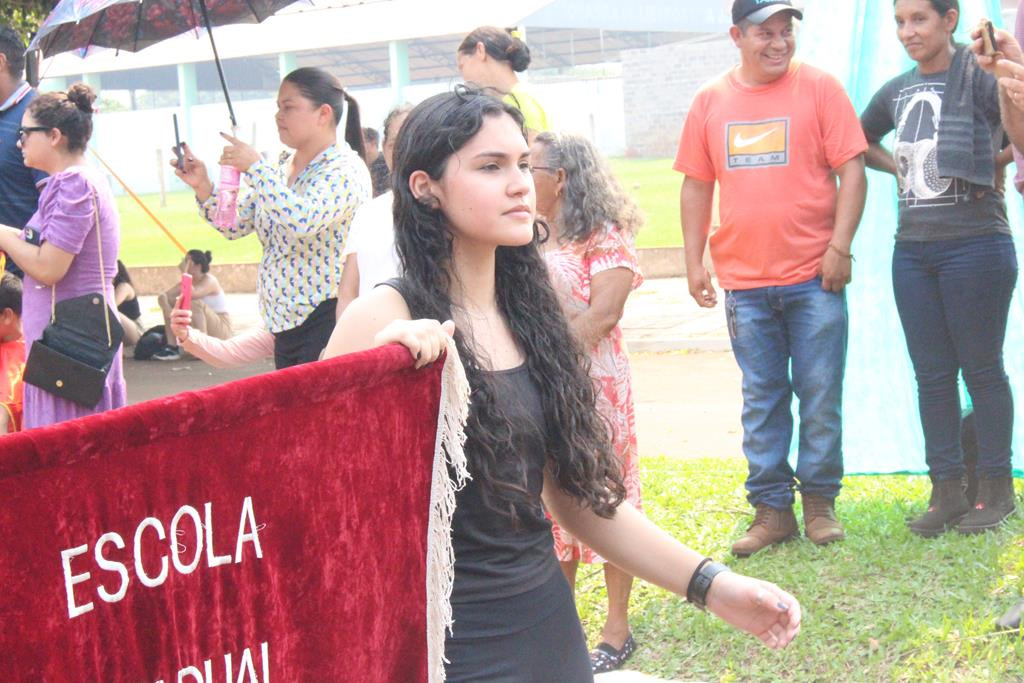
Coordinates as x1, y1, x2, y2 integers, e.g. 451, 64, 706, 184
89, 77, 625, 196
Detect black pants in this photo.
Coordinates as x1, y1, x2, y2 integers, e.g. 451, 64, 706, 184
272, 298, 337, 369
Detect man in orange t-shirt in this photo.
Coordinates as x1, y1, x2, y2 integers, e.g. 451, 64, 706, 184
675, 0, 867, 557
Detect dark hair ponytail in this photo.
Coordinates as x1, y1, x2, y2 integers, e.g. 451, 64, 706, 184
342, 90, 365, 160
458, 26, 532, 72
28, 83, 96, 153
283, 67, 365, 158
186, 249, 213, 273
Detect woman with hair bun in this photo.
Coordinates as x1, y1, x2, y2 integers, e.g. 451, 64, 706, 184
457, 26, 550, 139
174, 67, 371, 368
154, 248, 233, 361
0, 83, 126, 428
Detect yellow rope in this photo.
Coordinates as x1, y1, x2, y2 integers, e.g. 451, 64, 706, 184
89, 147, 187, 255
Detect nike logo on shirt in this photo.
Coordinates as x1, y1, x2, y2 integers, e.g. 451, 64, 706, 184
733, 128, 781, 148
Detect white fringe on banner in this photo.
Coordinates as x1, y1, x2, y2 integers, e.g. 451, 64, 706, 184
426, 338, 471, 683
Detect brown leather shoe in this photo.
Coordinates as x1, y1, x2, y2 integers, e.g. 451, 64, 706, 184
908, 478, 969, 537
731, 504, 798, 557
802, 494, 845, 546
956, 477, 1016, 535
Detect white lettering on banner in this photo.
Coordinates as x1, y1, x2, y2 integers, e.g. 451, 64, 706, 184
152, 642, 270, 683
95, 532, 129, 603
60, 545, 93, 619
235, 496, 264, 563
170, 506, 203, 575
135, 517, 169, 588
59, 497, 264, 619
204, 502, 232, 568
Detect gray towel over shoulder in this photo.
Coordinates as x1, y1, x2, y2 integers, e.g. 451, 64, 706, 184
936, 44, 1002, 187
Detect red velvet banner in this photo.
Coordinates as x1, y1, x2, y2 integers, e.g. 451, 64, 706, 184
0, 346, 439, 682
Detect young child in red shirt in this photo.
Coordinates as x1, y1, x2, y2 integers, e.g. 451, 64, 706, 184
0, 270, 25, 433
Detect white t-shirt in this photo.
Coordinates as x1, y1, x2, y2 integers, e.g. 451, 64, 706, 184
342, 190, 400, 294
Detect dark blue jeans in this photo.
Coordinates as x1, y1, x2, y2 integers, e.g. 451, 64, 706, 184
726, 277, 848, 509
892, 233, 1018, 481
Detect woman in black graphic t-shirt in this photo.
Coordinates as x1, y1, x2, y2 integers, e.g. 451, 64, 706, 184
861, 0, 1017, 537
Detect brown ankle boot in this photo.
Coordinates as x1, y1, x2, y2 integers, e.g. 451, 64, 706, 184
802, 494, 845, 545
957, 477, 1016, 535
731, 504, 798, 557
908, 478, 969, 537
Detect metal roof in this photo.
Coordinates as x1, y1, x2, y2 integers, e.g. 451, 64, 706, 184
41, 0, 699, 89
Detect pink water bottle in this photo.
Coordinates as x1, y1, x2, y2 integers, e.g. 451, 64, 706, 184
213, 164, 240, 229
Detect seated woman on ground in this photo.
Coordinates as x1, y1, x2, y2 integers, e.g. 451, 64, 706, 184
155, 249, 232, 361
168, 299, 273, 369
114, 259, 144, 346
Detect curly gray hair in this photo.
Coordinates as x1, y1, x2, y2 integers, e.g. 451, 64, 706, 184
533, 131, 643, 244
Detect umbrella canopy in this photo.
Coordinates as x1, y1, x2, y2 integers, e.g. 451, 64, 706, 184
30, 0, 301, 58
29, 0, 305, 126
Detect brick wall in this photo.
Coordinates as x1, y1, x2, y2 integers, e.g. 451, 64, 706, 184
622, 38, 736, 158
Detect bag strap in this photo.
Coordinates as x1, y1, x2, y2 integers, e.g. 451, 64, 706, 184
48, 191, 114, 349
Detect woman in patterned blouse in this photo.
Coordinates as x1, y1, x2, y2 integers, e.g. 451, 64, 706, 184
173, 67, 372, 368
530, 130, 646, 674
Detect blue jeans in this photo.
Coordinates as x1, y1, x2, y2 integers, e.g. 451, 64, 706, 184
892, 233, 1018, 481
725, 277, 847, 509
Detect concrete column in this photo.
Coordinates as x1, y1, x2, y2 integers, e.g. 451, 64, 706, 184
81, 72, 101, 92
278, 52, 297, 80
38, 76, 67, 93
176, 62, 198, 143
388, 40, 410, 105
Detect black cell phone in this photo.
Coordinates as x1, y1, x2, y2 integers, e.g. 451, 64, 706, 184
980, 19, 999, 57
172, 113, 184, 170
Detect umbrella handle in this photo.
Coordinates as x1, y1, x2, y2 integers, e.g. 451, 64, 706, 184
197, 0, 237, 129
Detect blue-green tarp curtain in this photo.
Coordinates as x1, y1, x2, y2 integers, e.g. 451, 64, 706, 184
792, 0, 1024, 475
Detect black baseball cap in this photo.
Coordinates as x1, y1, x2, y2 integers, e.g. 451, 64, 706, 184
732, 0, 803, 25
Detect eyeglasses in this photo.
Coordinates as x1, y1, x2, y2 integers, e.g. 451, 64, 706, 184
531, 166, 558, 174
17, 126, 49, 142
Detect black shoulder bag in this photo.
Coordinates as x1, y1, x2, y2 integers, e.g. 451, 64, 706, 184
23, 194, 124, 408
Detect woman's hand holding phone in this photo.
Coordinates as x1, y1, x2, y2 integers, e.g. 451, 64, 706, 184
169, 297, 193, 344
170, 142, 214, 201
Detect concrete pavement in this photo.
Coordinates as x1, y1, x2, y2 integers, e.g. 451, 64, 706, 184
133, 276, 729, 357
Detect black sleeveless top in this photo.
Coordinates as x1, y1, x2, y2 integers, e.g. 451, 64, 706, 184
117, 296, 141, 322
381, 280, 559, 606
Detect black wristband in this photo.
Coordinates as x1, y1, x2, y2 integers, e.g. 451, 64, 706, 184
686, 558, 731, 611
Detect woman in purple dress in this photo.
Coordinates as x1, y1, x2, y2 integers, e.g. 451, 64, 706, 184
0, 84, 125, 428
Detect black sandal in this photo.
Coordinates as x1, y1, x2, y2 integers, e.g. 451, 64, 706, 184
589, 634, 637, 673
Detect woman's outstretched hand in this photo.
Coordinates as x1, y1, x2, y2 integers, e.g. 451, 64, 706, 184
375, 319, 456, 369
705, 572, 802, 649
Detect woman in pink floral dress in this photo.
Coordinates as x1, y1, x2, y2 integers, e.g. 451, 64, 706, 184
530, 131, 644, 674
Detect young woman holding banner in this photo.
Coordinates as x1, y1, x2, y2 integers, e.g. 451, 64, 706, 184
323, 88, 801, 681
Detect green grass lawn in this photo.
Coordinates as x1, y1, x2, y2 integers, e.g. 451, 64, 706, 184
608, 157, 683, 249
576, 456, 1024, 681
116, 191, 261, 266
115, 158, 684, 265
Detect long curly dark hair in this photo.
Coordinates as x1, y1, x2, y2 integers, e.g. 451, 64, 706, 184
391, 87, 625, 520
